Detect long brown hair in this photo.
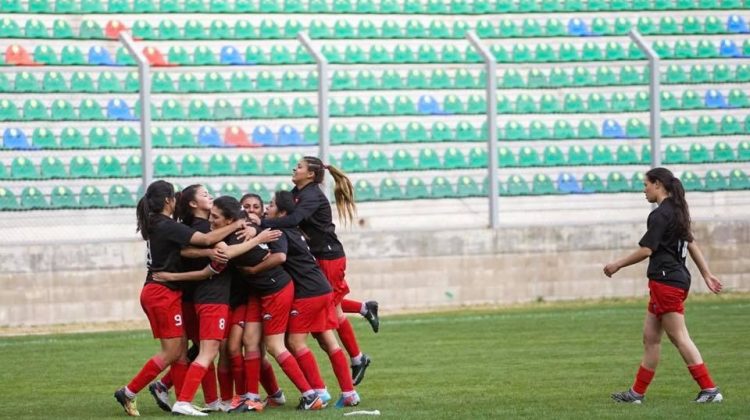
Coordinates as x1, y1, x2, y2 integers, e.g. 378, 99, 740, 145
645, 167, 693, 242
136, 180, 175, 240
173, 184, 202, 226
303, 156, 356, 225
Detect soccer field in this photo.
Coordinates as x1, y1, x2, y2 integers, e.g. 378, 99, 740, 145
2, 294, 748, 419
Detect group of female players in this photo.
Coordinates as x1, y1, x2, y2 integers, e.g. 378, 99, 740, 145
114, 156, 380, 416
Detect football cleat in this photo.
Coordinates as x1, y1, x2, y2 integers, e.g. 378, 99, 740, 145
263, 389, 286, 407
611, 389, 644, 404
114, 387, 140, 417
335, 392, 361, 408
148, 381, 171, 412
171, 401, 208, 416
317, 389, 331, 408
200, 399, 229, 413
363, 301, 380, 333
351, 353, 371, 386
694, 388, 723, 403
296, 394, 323, 411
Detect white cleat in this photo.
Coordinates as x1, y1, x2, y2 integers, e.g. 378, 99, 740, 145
171, 401, 208, 416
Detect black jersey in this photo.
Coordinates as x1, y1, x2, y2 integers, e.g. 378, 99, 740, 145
274, 227, 332, 298
179, 218, 211, 302
260, 183, 345, 260
638, 198, 691, 290
145, 214, 196, 291
226, 234, 292, 296
228, 266, 251, 309
192, 230, 232, 305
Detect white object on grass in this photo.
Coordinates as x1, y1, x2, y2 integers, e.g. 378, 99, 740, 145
344, 410, 381, 416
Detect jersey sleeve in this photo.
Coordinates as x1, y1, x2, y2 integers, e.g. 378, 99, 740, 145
268, 233, 288, 255
165, 220, 197, 247
638, 210, 669, 251
260, 188, 320, 229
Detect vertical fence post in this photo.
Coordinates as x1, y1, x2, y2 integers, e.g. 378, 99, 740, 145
467, 31, 499, 228
119, 32, 153, 194
298, 32, 332, 200
629, 29, 661, 169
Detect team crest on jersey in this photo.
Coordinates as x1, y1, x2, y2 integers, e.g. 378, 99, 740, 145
262, 313, 272, 321
259, 243, 269, 250
290, 309, 299, 317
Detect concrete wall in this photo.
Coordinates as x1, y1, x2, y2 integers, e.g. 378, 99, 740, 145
1, 221, 748, 326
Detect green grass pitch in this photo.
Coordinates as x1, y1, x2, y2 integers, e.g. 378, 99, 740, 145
1, 294, 748, 419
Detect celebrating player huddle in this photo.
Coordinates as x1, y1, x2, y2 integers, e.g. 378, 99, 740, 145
114, 156, 379, 416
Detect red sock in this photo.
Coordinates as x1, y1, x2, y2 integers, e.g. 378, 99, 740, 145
632, 365, 655, 395
201, 362, 219, 404
337, 317, 361, 359
171, 360, 189, 396
230, 355, 246, 396
276, 350, 312, 393
177, 362, 208, 403
160, 369, 173, 389
217, 367, 233, 401
260, 358, 280, 395
295, 348, 325, 390
127, 356, 167, 394
244, 351, 261, 395
688, 364, 716, 390
329, 348, 354, 392
341, 299, 362, 314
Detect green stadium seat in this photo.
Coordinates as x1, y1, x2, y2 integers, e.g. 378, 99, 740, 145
208, 154, 232, 176
112, 126, 138, 148
515, 94, 536, 113
576, 120, 598, 139
356, 20, 378, 38
42, 72, 65, 92
615, 144, 638, 164
704, 170, 727, 191
32, 45, 57, 65
505, 174, 530, 196
32, 128, 57, 149
160, 99, 184, 121
439, 147, 463, 169
697, 115, 719, 136
23, 99, 47, 121
430, 176, 454, 199
245, 182, 270, 203
340, 151, 364, 172
738, 141, 750, 161
79, 19, 103, 39
365, 150, 389, 171
262, 153, 287, 175
68, 156, 96, 178
233, 154, 259, 175
452, 176, 479, 197
543, 145, 565, 167
40, 156, 66, 179
417, 148, 442, 170
379, 178, 403, 200
382, 123, 404, 142
688, 143, 710, 163
96, 71, 121, 93
354, 179, 377, 201
79, 99, 104, 121
392, 149, 417, 170
727, 89, 748, 108
95, 155, 122, 178
267, 98, 290, 118
404, 177, 429, 199
184, 0, 207, 12
659, 91, 677, 111
49, 186, 77, 209
567, 145, 590, 165
330, 124, 352, 144
78, 186, 107, 208
672, 116, 695, 137
588, 93, 609, 113
441, 45, 462, 63
590, 144, 615, 165
582, 172, 605, 193
664, 144, 687, 164
493, 146, 512, 168
571, 67, 592, 86
124, 156, 141, 177
518, 147, 541, 167
154, 155, 180, 176
720, 115, 742, 135
532, 173, 556, 195
544, 19, 565, 37
452, 121, 475, 142
711, 64, 731, 83
619, 66, 641, 86
595, 67, 617, 87
605, 171, 630, 193
60, 127, 85, 149
193, 46, 218, 65
529, 120, 550, 140
465, 147, 486, 168
553, 120, 575, 140
404, 121, 429, 142
563, 93, 585, 113
712, 141, 734, 162
0, 186, 18, 210
204, 72, 227, 92
467, 95, 487, 115
626, 118, 648, 138
13, 72, 37, 93
728, 169, 750, 190
19, 186, 47, 209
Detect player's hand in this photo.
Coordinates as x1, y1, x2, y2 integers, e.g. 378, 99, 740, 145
246, 213, 262, 225
235, 224, 258, 242
704, 273, 723, 294
208, 246, 228, 264
603, 262, 620, 278
256, 228, 282, 244
151, 271, 175, 282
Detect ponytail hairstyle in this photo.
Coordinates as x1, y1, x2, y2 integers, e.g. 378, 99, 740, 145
213, 196, 242, 223
303, 156, 356, 225
645, 167, 694, 242
136, 180, 175, 240
274, 190, 296, 216
173, 184, 202, 226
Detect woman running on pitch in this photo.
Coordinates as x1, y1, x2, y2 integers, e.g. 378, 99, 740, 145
251, 156, 378, 385
604, 167, 723, 404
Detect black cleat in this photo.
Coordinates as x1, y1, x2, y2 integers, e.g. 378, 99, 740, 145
351, 353, 371, 386
611, 389, 644, 404
114, 387, 140, 416
694, 388, 723, 403
363, 301, 379, 333
148, 382, 171, 412
296, 394, 323, 410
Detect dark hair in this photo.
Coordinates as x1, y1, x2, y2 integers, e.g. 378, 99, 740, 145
173, 184, 202, 226
240, 193, 264, 209
136, 180, 175, 240
274, 190, 296, 215
302, 156, 356, 225
213, 196, 242, 222
645, 167, 694, 242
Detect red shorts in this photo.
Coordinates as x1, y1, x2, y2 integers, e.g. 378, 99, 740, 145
230, 304, 247, 327
648, 280, 688, 318
316, 257, 350, 306
288, 293, 338, 334
182, 301, 198, 343
245, 282, 294, 335
195, 303, 230, 340
140, 283, 184, 339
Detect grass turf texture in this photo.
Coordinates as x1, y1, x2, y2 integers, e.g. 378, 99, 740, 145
1, 294, 748, 419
